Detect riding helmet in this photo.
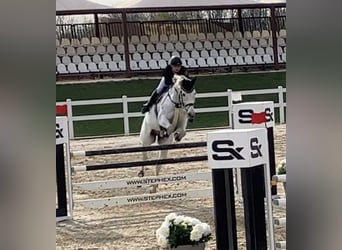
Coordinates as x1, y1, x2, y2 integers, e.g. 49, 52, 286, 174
169, 56, 182, 66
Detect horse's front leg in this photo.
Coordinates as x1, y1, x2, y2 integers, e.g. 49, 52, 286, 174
158, 113, 172, 137
174, 115, 188, 142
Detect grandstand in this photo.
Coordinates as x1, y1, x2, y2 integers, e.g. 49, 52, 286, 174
56, 0, 286, 78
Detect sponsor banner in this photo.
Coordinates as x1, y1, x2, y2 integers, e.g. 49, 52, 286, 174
207, 128, 268, 169
232, 101, 275, 129
56, 117, 68, 145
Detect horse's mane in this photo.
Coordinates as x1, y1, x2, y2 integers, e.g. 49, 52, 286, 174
174, 75, 194, 93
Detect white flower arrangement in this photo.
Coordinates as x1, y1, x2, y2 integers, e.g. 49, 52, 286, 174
277, 159, 286, 174
156, 213, 212, 248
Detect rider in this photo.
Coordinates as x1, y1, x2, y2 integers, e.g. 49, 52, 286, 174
141, 56, 189, 114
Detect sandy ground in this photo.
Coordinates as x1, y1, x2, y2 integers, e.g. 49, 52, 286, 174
56, 125, 286, 250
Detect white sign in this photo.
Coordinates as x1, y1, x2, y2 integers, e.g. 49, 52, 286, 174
232, 101, 275, 129
207, 128, 268, 169
56, 117, 69, 145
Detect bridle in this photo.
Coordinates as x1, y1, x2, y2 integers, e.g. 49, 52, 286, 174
167, 85, 194, 112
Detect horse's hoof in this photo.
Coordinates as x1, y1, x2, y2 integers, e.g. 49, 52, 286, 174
138, 171, 144, 177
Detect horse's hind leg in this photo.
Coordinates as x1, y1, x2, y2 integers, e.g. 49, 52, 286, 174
139, 134, 155, 177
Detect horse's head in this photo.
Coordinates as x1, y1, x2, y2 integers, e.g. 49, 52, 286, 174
172, 75, 197, 121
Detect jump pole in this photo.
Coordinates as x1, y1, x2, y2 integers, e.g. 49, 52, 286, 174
207, 128, 275, 250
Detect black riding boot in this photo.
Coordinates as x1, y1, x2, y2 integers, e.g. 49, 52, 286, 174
141, 90, 159, 114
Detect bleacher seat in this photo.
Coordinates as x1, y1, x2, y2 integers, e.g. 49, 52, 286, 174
264, 54, 274, 64
277, 47, 283, 55
179, 34, 187, 43
87, 46, 96, 55
259, 38, 268, 48
57, 64, 68, 74
109, 61, 120, 71
162, 51, 171, 60
82, 55, 92, 64
235, 56, 246, 65
185, 42, 194, 51
56, 39, 60, 47
238, 48, 247, 56
241, 39, 249, 49
207, 57, 218, 67
72, 55, 82, 65
132, 52, 142, 61
118, 61, 126, 70
62, 56, 71, 65
194, 41, 203, 50
101, 37, 110, 45
91, 37, 101, 46
222, 40, 231, 49
225, 32, 234, 41
139, 60, 149, 70
247, 48, 256, 56
129, 44, 136, 53
256, 47, 265, 55
137, 44, 146, 53
98, 62, 110, 72
210, 49, 219, 57
156, 43, 165, 52
197, 58, 208, 67
171, 51, 180, 57
191, 50, 200, 59
213, 41, 222, 49
78, 63, 89, 73
200, 50, 209, 59
175, 42, 184, 52
147, 44, 156, 53
56, 47, 65, 57
96, 45, 106, 55
81, 37, 91, 46
219, 49, 228, 57
188, 33, 198, 42
158, 59, 167, 68
243, 31, 252, 40
198, 33, 206, 42
130, 35, 140, 45
113, 54, 121, 63
216, 32, 225, 41
277, 38, 286, 47
261, 30, 270, 39
281, 53, 286, 63
140, 35, 149, 44
187, 58, 199, 68
217, 57, 227, 66
254, 55, 264, 64
102, 54, 112, 63
111, 36, 121, 45
252, 31, 261, 39
229, 48, 237, 57
245, 55, 255, 65
76, 47, 86, 56
149, 60, 160, 70
181, 58, 187, 67
56, 56, 61, 65
142, 52, 152, 61
181, 51, 190, 59
207, 33, 215, 42
117, 44, 127, 54
152, 52, 161, 60
130, 61, 139, 70
266, 47, 274, 55
234, 31, 243, 40
226, 56, 236, 66
92, 54, 101, 64
150, 35, 159, 44
169, 34, 178, 43
279, 29, 286, 38
160, 34, 168, 43
166, 42, 175, 52
232, 40, 240, 49
71, 38, 81, 47
68, 63, 79, 73
250, 39, 259, 48
61, 38, 71, 47
204, 41, 213, 50
107, 44, 116, 54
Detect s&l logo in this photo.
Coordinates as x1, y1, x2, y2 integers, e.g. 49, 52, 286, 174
238, 108, 273, 124
56, 123, 64, 139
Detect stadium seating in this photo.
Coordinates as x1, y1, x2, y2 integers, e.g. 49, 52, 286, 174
56, 29, 286, 75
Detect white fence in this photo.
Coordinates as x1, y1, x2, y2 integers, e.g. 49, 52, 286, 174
57, 86, 286, 139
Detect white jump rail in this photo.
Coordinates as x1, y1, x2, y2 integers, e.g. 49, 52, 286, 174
76, 188, 213, 208
57, 86, 286, 138
273, 198, 286, 207
75, 172, 212, 190
274, 217, 286, 226
272, 174, 286, 182
275, 241, 286, 249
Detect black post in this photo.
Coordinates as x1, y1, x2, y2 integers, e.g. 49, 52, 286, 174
94, 14, 100, 38
267, 127, 277, 195
122, 11, 131, 75
237, 8, 244, 33
212, 169, 238, 250
270, 6, 279, 69
56, 144, 67, 217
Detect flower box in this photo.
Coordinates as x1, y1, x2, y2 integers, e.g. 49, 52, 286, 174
170, 243, 205, 250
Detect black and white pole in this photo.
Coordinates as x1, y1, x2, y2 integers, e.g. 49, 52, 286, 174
207, 128, 275, 250
56, 116, 73, 222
